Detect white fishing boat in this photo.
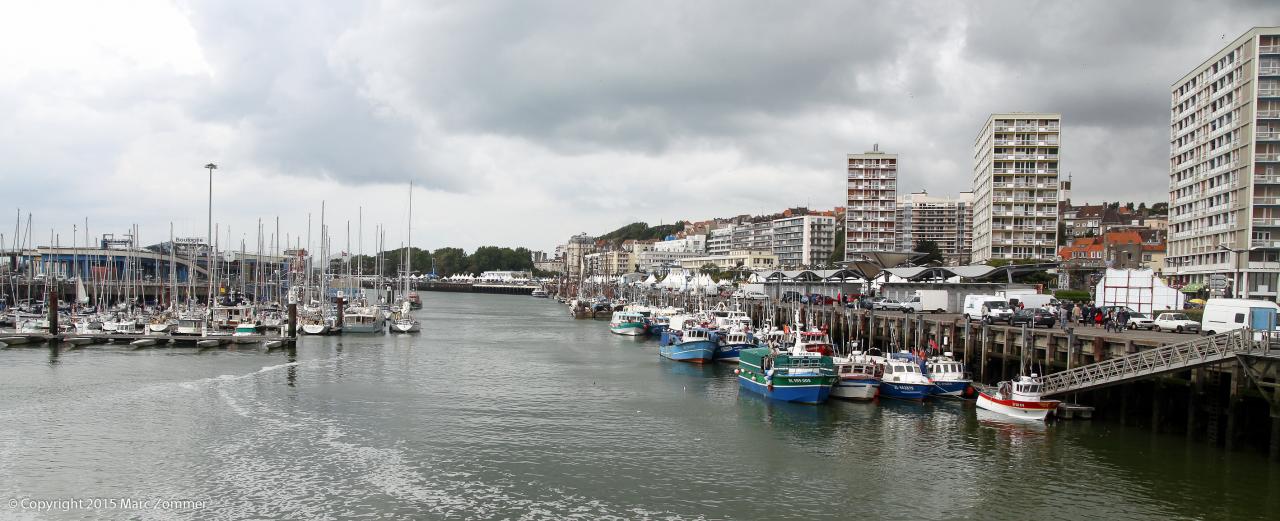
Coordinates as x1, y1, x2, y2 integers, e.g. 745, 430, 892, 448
976, 375, 1060, 422
831, 351, 880, 401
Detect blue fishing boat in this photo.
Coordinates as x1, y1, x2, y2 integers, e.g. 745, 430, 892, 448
714, 329, 755, 363
874, 352, 932, 401
925, 353, 972, 397
659, 327, 717, 363
736, 347, 837, 404
645, 315, 670, 337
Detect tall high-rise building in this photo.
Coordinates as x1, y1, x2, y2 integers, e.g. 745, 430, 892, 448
772, 215, 836, 268
895, 191, 975, 265
1167, 27, 1280, 298
971, 113, 1061, 262
845, 145, 898, 258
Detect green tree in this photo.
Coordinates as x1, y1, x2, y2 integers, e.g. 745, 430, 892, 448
914, 240, 944, 266
1057, 221, 1067, 246
432, 247, 469, 276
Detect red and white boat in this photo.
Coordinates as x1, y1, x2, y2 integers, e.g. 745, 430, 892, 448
976, 375, 1060, 422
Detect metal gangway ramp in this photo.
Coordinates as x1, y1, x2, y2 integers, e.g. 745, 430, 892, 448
1038, 329, 1280, 397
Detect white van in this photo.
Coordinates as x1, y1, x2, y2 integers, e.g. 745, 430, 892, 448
1014, 294, 1059, 310
963, 295, 1013, 323
1200, 298, 1280, 335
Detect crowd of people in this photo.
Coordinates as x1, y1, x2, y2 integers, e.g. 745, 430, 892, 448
1055, 301, 1131, 332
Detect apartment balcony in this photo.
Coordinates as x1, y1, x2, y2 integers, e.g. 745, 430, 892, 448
1261, 44, 1280, 54
1255, 196, 1280, 205
1261, 66, 1280, 77
1253, 240, 1280, 249
1257, 174, 1280, 184
1259, 109, 1280, 119
1253, 217, 1280, 227
1258, 131, 1280, 141
1262, 88, 1280, 98
1259, 153, 1280, 162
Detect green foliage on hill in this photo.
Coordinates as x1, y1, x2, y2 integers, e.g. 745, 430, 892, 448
598, 221, 687, 244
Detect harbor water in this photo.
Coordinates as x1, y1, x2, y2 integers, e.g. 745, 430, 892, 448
1, 294, 1277, 519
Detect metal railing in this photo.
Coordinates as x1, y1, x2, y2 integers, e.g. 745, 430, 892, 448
1038, 329, 1277, 396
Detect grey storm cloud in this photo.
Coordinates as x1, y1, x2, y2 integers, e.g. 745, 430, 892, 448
1, 0, 1276, 251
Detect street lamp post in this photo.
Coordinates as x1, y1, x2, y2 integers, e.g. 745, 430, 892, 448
205, 163, 217, 307
1217, 244, 1258, 298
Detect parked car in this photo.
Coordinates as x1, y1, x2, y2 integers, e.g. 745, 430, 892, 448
1154, 312, 1201, 333
807, 294, 834, 306
1126, 312, 1156, 330
781, 291, 805, 303
872, 298, 903, 311
744, 291, 770, 300
1010, 309, 1056, 328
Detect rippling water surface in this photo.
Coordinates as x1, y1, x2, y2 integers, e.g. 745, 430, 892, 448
1, 293, 1278, 520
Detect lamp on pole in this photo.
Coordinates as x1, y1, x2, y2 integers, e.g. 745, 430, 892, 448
1217, 244, 1258, 298
205, 162, 217, 307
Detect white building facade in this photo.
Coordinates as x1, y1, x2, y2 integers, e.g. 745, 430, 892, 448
1167, 27, 1280, 298
971, 113, 1061, 262
895, 191, 975, 265
772, 215, 836, 268
845, 146, 898, 257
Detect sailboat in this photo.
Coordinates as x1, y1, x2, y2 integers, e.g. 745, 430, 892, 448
391, 181, 421, 334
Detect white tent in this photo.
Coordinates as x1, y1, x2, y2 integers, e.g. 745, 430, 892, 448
1094, 269, 1184, 314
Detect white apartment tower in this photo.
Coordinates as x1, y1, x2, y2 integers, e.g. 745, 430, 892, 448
845, 146, 898, 258
1167, 27, 1280, 298
772, 215, 836, 268
971, 113, 1061, 262
895, 191, 975, 265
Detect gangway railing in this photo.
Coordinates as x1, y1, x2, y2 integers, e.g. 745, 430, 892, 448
1038, 329, 1280, 396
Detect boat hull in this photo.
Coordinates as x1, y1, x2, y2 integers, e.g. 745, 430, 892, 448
930, 380, 972, 397
737, 374, 835, 404
342, 321, 386, 334
878, 381, 932, 401
832, 378, 880, 400
391, 321, 420, 333
715, 343, 753, 363
609, 322, 647, 336
148, 323, 172, 333
976, 391, 1059, 421
300, 324, 330, 335
659, 340, 716, 363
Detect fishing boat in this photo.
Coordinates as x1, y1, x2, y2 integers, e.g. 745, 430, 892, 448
609, 311, 648, 336
659, 327, 717, 363
714, 328, 756, 363
794, 330, 835, 356
736, 347, 837, 404
530, 288, 549, 298
831, 352, 880, 401
645, 315, 670, 337
875, 352, 933, 401
976, 375, 1060, 422
406, 291, 422, 310
925, 353, 972, 397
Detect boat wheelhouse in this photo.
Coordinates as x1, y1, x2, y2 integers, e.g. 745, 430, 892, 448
832, 352, 880, 401
925, 353, 972, 397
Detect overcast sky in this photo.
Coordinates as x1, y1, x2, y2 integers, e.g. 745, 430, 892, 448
0, 1, 1274, 253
